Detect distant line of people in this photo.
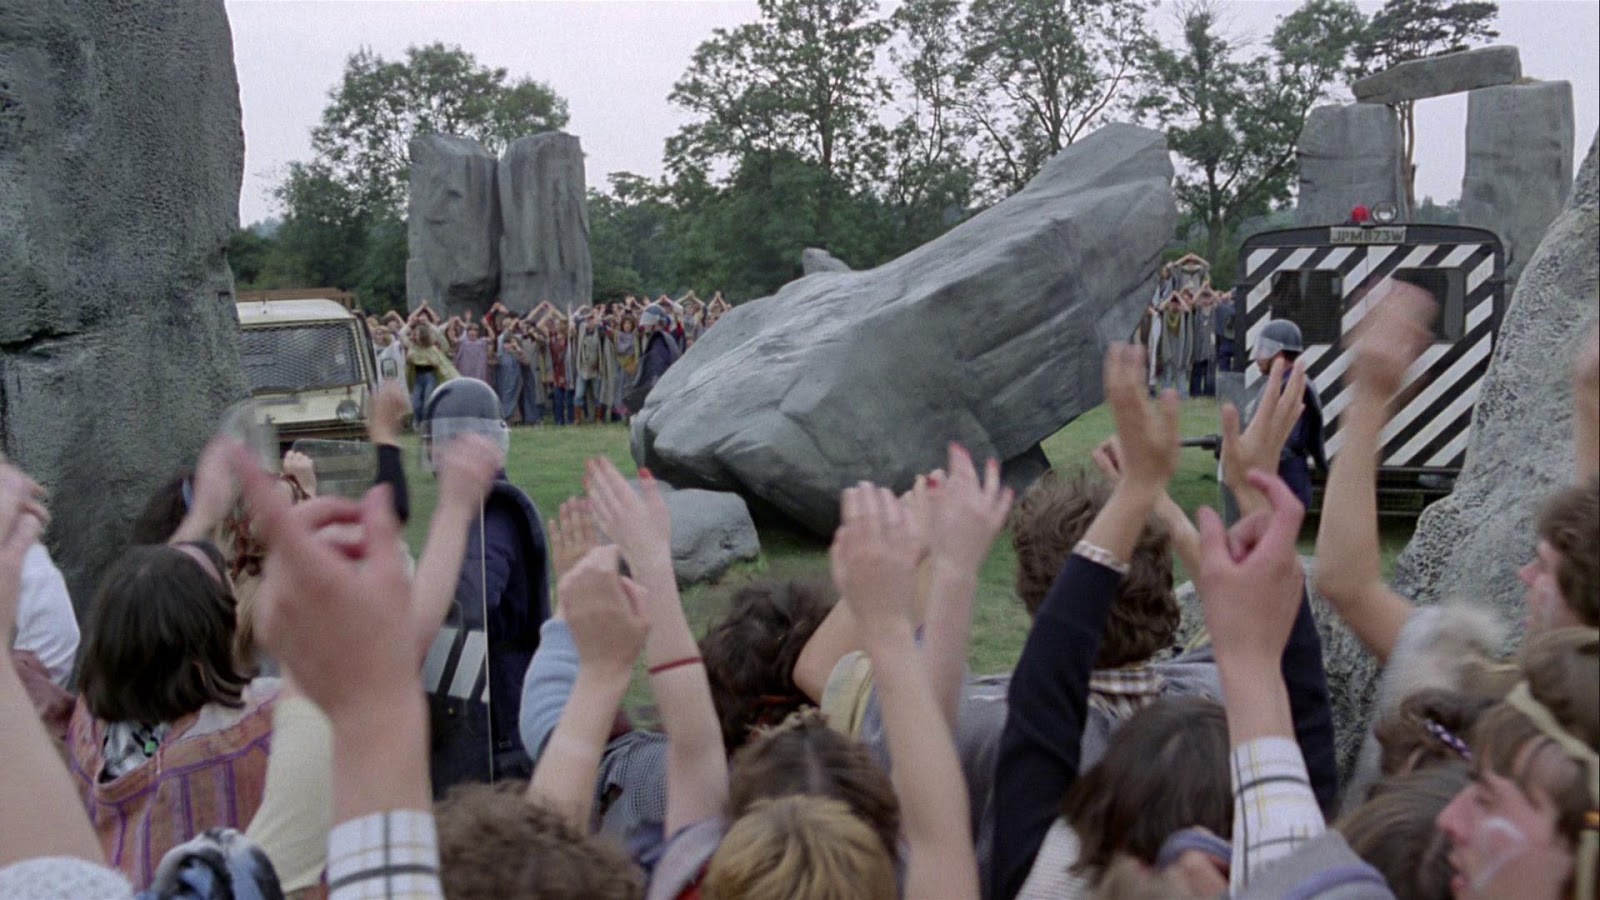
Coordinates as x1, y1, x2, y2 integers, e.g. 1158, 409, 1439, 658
1133, 254, 1239, 399
367, 292, 732, 427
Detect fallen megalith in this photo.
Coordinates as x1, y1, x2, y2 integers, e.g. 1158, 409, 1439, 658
499, 133, 593, 314
407, 135, 501, 316
0, 0, 249, 611
1352, 45, 1522, 107
631, 124, 1176, 534
801, 248, 851, 275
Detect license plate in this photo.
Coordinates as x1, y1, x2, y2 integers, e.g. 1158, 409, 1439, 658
1330, 226, 1406, 244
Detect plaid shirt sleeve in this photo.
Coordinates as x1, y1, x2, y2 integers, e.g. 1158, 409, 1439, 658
326, 810, 444, 900
1229, 736, 1326, 891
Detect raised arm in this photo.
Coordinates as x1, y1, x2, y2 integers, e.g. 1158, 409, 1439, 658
368, 381, 411, 524
168, 435, 240, 545
526, 545, 647, 831
1091, 435, 1200, 577
1194, 471, 1325, 889
1219, 357, 1304, 518
834, 485, 979, 900
922, 444, 1013, 727
1312, 282, 1435, 663
585, 458, 727, 836
409, 436, 501, 663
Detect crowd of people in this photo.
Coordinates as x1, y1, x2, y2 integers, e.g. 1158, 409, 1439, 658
369, 292, 732, 428
1133, 253, 1240, 399
1, 277, 1597, 900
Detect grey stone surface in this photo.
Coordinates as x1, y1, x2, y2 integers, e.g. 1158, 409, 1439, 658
1394, 133, 1599, 616
801, 247, 851, 275
1459, 82, 1575, 285
631, 124, 1176, 534
1174, 556, 1379, 793
0, 0, 248, 611
498, 133, 592, 314
1295, 104, 1409, 226
664, 489, 761, 584
1352, 45, 1522, 106
407, 135, 501, 316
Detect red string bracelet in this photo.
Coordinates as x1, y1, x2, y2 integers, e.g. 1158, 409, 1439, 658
648, 656, 704, 676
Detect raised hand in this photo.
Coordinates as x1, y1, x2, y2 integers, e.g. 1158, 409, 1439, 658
584, 458, 672, 570
1347, 279, 1437, 401
1221, 357, 1305, 492
832, 484, 924, 636
170, 434, 243, 543
369, 380, 410, 446
1104, 343, 1182, 492
1195, 470, 1306, 672
560, 545, 649, 680
926, 444, 1013, 575
434, 433, 503, 514
549, 497, 602, 586
1090, 435, 1124, 483
282, 449, 318, 498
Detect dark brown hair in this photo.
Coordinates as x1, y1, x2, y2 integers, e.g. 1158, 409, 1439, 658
1536, 477, 1600, 627
1337, 763, 1468, 900
435, 781, 642, 900
1061, 696, 1231, 878
701, 579, 834, 753
1012, 469, 1177, 668
79, 545, 249, 724
728, 711, 901, 863
130, 473, 191, 545
1372, 688, 1498, 779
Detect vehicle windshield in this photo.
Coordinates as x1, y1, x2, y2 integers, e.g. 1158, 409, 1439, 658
240, 322, 365, 394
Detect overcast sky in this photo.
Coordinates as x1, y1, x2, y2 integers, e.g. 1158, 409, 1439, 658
227, 0, 1599, 226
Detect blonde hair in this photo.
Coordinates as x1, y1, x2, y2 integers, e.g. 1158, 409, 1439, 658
703, 796, 896, 900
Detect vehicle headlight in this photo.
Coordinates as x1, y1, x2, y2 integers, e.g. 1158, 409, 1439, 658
336, 399, 361, 423
1371, 201, 1399, 225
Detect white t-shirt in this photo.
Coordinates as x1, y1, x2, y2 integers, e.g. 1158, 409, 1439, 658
14, 543, 79, 688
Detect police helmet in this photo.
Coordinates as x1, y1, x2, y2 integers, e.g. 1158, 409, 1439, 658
1252, 319, 1305, 362
420, 378, 510, 473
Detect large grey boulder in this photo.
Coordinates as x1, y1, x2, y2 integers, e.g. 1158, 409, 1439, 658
1352, 45, 1522, 106
499, 133, 593, 314
665, 489, 761, 584
0, 0, 248, 610
1459, 82, 1575, 285
1175, 556, 1379, 794
801, 248, 851, 275
1394, 133, 1599, 616
407, 135, 501, 316
1295, 104, 1409, 226
631, 124, 1176, 534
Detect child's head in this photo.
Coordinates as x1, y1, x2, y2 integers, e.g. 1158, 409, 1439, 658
436, 781, 642, 900
1339, 762, 1468, 900
1059, 697, 1231, 880
701, 579, 834, 753
1012, 470, 1177, 668
1523, 478, 1600, 633
1435, 627, 1599, 900
704, 795, 894, 900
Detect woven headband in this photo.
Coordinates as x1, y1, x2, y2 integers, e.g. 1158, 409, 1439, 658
1503, 680, 1599, 900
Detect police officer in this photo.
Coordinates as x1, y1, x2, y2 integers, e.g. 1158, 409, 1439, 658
420, 378, 549, 796
1250, 319, 1328, 509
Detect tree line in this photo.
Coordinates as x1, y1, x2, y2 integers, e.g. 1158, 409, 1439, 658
231, 0, 1497, 311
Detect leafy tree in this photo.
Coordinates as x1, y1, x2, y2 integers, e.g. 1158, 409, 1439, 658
310, 42, 568, 218
1139, 0, 1363, 261
1350, 0, 1499, 209
958, 0, 1152, 197
667, 0, 891, 239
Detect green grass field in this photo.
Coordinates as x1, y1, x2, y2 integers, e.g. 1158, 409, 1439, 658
398, 398, 1414, 683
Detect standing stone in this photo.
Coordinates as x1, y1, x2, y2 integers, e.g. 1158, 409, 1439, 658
0, 0, 248, 611
407, 135, 501, 316
801, 248, 851, 275
1295, 104, 1409, 226
1394, 133, 1598, 618
498, 133, 592, 314
1352, 45, 1522, 106
1459, 81, 1575, 285
632, 124, 1176, 534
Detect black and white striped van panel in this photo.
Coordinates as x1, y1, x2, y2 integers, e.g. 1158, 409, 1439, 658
1241, 239, 1500, 470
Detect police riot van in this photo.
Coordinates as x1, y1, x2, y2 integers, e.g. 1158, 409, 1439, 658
1231, 206, 1507, 513
235, 297, 379, 446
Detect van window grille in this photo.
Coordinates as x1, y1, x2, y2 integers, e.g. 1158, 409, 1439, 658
240, 323, 363, 394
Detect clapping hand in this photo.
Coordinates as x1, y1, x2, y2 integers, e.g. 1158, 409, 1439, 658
1347, 279, 1436, 401
1104, 343, 1181, 494
925, 444, 1013, 575
584, 458, 672, 572
560, 546, 649, 681
831, 485, 924, 639
1195, 471, 1306, 672
549, 497, 602, 587
1220, 357, 1304, 510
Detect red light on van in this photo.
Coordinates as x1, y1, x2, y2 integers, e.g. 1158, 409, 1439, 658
1349, 204, 1371, 224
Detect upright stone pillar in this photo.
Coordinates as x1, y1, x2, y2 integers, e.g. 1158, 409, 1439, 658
1294, 104, 1409, 226
407, 135, 501, 316
0, 0, 249, 610
1459, 81, 1575, 285
498, 133, 592, 314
